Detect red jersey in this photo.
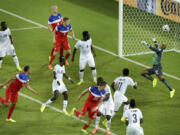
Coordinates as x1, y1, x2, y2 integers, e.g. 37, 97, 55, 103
48, 13, 63, 31
8, 73, 30, 93
55, 24, 72, 40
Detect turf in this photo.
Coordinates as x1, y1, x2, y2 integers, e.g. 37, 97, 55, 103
0, 0, 180, 135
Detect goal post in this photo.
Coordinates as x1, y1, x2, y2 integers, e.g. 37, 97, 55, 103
119, 0, 180, 57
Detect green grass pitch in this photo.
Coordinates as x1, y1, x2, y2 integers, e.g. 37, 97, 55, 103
0, 0, 180, 135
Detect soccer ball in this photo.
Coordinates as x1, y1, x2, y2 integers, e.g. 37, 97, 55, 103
162, 24, 170, 32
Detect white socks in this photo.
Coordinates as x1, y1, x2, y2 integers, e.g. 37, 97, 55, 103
44, 99, 53, 106
123, 104, 130, 117
13, 56, 20, 67
92, 69, 97, 81
95, 116, 101, 129
63, 100, 68, 110
79, 71, 84, 82
0, 60, 3, 68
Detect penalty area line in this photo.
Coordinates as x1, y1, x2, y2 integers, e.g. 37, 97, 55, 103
19, 92, 117, 135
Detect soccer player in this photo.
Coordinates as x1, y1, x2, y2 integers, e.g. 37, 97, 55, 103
0, 65, 40, 122
0, 21, 22, 71
124, 99, 144, 135
141, 38, 175, 98
49, 17, 75, 69
111, 68, 137, 122
41, 56, 73, 115
92, 77, 114, 135
72, 31, 97, 85
70, 79, 106, 134
48, 5, 64, 65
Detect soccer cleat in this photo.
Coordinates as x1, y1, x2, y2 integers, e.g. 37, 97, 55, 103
63, 109, 69, 115
102, 120, 107, 128
170, 89, 175, 98
81, 129, 88, 134
121, 116, 125, 122
49, 56, 51, 61
152, 78, 157, 88
48, 64, 53, 70
65, 60, 69, 66
17, 66, 22, 72
6, 118, 16, 123
70, 107, 76, 116
40, 104, 46, 112
106, 129, 110, 135
92, 128, 98, 134
77, 81, 83, 86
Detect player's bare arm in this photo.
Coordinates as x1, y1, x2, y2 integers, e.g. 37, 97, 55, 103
78, 89, 89, 101
71, 48, 77, 62
9, 35, 13, 44
0, 77, 16, 88
48, 24, 53, 33
63, 73, 74, 83
52, 30, 56, 43
91, 45, 96, 57
70, 30, 75, 40
111, 82, 116, 92
103, 93, 110, 102
25, 83, 40, 95
140, 118, 143, 124
53, 71, 57, 80
133, 82, 137, 89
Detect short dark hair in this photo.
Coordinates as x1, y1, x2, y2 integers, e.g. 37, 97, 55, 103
1, 21, 6, 26
59, 56, 65, 63
99, 81, 107, 86
97, 77, 104, 85
63, 17, 69, 22
123, 68, 129, 76
130, 99, 136, 108
24, 65, 30, 72
82, 31, 90, 41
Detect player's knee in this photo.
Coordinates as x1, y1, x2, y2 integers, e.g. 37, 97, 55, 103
63, 92, 68, 100
97, 111, 102, 116
80, 69, 84, 72
91, 67, 96, 70
0, 57, 3, 60
106, 115, 111, 121
51, 94, 58, 101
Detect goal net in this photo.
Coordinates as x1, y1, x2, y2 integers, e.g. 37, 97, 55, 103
119, 0, 180, 57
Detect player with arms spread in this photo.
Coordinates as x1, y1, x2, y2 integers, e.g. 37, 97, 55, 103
0, 65, 40, 122
72, 31, 97, 85
49, 17, 75, 69
48, 5, 64, 66
70, 79, 106, 134
141, 38, 175, 98
0, 21, 22, 71
41, 56, 73, 115
111, 68, 137, 122
124, 99, 144, 135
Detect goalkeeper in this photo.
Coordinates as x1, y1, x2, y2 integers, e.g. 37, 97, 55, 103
141, 38, 175, 98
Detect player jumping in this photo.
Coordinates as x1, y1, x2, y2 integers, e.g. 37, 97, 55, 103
72, 31, 97, 85
0, 65, 40, 122
41, 56, 73, 115
111, 68, 137, 122
141, 38, 175, 98
124, 99, 144, 135
49, 17, 75, 69
0, 21, 22, 71
92, 77, 114, 135
48, 5, 64, 64
70, 79, 106, 134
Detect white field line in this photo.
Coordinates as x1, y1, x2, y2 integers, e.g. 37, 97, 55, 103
0, 8, 179, 81
19, 92, 116, 135
11, 26, 43, 31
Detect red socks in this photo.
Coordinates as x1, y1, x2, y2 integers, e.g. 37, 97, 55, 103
83, 124, 89, 130
49, 55, 55, 65
7, 105, 15, 119
0, 97, 4, 104
74, 109, 80, 117
50, 48, 54, 56
65, 53, 70, 60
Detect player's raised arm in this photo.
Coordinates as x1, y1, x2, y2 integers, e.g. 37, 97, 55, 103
70, 29, 75, 40
141, 41, 160, 52
25, 82, 40, 95
0, 77, 16, 89
63, 73, 74, 84
111, 82, 116, 92
78, 89, 89, 101
91, 45, 96, 57
71, 48, 77, 62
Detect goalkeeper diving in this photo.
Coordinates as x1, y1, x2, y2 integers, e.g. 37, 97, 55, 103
141, 38, 175, 98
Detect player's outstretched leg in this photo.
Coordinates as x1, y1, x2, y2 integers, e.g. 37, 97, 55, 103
65, 50, 71, 66
158, 76, 175, 98
81, 119, 92, 134
6, 103, 16, 122
12, 55, 22, 71
0, 57, 3, 69
49, 48, 55, 61
49, 51, 57, 70
106, 115, 112, 135
62, 91, 68, 115
92, 112, 101, 134
77, 69, 84, 85
91, 67, 97, 84
60, 47, 64, 57
121, 102, 129, 122
41, 91, 59, 112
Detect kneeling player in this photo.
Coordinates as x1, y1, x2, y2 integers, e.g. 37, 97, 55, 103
0, 65, 40, 122
124, 99, 144, 135
0, 22, 22, 71
41, 56, 73, 115
92, 77, 114, 135
72, 31, 97, 85
70, 79, 106, 134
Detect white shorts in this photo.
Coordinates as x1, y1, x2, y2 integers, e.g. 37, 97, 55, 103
79, 54, 95, 70
114, 91, 128, 112
0, 44, 16, 57
52, 80, 67, 94
99, 103, 114, 116
126, 126, 144, 135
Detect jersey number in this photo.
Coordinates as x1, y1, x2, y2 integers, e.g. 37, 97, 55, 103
132, 113, 137, 123
118, 82, 123, 90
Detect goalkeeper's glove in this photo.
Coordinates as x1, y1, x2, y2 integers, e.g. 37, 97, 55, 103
141, 41, 147, 46
152, 37, 156, 42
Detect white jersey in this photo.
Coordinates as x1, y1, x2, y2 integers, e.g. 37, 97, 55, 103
75, 38, 92, 58
0, 28, 11, 47
124, 108, 143, 127
114, 76, 136, 95
103, 85, 114, 105
54, 64, 65, 82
